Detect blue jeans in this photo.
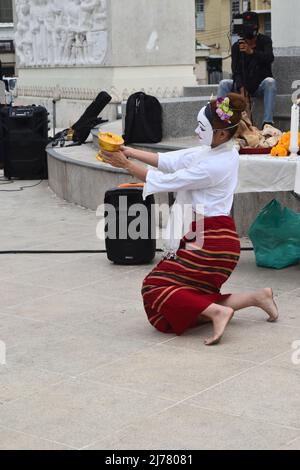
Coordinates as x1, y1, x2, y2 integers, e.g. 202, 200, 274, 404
217, 77, 277, 125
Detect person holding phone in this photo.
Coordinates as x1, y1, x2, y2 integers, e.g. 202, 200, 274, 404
218, 11, 277, 129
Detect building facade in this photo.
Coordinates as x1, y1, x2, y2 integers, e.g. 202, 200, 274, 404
195, 0, 272, 83
0, 0, 15, 77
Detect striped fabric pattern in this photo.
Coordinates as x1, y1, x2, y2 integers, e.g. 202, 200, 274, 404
142, 216, 241, 336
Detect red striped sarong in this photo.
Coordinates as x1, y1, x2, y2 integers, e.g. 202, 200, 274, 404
142, 216, 240, 336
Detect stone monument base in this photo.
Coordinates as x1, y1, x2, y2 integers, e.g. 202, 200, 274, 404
16, 65, 196, 128
273, 53, 300, 95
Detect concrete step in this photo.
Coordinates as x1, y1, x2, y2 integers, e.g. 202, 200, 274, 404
273, 56, 300, 94
253, 95, 294, 117
183, 85, 219, 98
252, 94, 297, 130
273, 117, 291, 132
160, 96, 211, 138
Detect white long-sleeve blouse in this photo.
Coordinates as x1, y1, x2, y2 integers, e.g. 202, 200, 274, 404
143, 141, 240, 217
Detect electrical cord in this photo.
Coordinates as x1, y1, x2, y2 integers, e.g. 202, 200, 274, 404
291, 191, 300, 202
0, 249, 164, 255
0, 179, 43, 192
0, 247, 253, 255
0, 250, 107, 254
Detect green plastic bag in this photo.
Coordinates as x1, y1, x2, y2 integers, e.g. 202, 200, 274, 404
248, 199, 300, 269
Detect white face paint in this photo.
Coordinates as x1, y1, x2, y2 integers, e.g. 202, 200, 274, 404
195, 106, 214, 147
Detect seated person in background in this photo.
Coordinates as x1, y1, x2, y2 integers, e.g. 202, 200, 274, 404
218, 11, 277, 129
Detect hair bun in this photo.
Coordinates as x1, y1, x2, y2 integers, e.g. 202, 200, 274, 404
227, 93, 247, 113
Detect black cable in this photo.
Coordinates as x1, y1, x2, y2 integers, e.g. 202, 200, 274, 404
227, 31, 233, 56
0, 179, 43, 192
222, 53, 232, 61
0, 180, 13, 185
0, 250, 107, 255
0, 248, 253, 255
0, 249, 164, 255
291, 191, 300, 202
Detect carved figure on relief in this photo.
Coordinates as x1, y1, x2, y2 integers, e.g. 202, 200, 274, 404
15, 0, 108, 67
14, 0, 31, 66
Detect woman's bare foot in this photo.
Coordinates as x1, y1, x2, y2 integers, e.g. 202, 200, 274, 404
256, 288, 279, 323
204, 307, 234, 346
197, 315, 211, 326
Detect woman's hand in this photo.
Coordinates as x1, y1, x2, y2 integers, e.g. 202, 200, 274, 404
101, 150, 148, 182
101, 150, 130, 169
120, 145, 134, 158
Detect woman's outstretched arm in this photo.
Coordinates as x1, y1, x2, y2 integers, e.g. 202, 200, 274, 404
101, 150, 148, 182
101, 149, 212, 192
122, 146, 159, 168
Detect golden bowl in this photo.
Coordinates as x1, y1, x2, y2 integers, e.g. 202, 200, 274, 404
98, 132, 124, 152
96, 152, 104, 162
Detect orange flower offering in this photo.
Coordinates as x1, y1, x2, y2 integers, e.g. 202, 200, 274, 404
270, 145, 289, 157
271, 131, 300, 157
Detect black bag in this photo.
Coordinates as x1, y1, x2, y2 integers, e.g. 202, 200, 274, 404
123, 92, 163, 144
51, 91, 112, 147
72, 90, 112, 143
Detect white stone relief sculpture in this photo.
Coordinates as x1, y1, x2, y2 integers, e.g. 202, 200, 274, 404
15, 0, 108, 67
17, 84, 182, 102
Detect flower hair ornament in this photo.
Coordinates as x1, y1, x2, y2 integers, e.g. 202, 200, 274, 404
216, 97, 234, 124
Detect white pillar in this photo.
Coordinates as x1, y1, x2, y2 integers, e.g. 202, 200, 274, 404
272, 0, 300, 94
272, 0, 300, 51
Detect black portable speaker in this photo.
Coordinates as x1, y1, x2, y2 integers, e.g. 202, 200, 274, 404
104, 186, 156, 265
0, 105, 49, 179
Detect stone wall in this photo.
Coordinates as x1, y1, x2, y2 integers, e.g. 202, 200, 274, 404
14, 0, 197, 113
272, 0, 300, 95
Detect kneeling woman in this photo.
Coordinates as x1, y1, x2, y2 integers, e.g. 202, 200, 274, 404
102, 93, 278, 345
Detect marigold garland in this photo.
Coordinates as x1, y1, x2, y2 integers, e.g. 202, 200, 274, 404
271, 131, 300, 157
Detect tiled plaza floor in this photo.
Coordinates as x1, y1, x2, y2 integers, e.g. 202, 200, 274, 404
0, 175, 300, 450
